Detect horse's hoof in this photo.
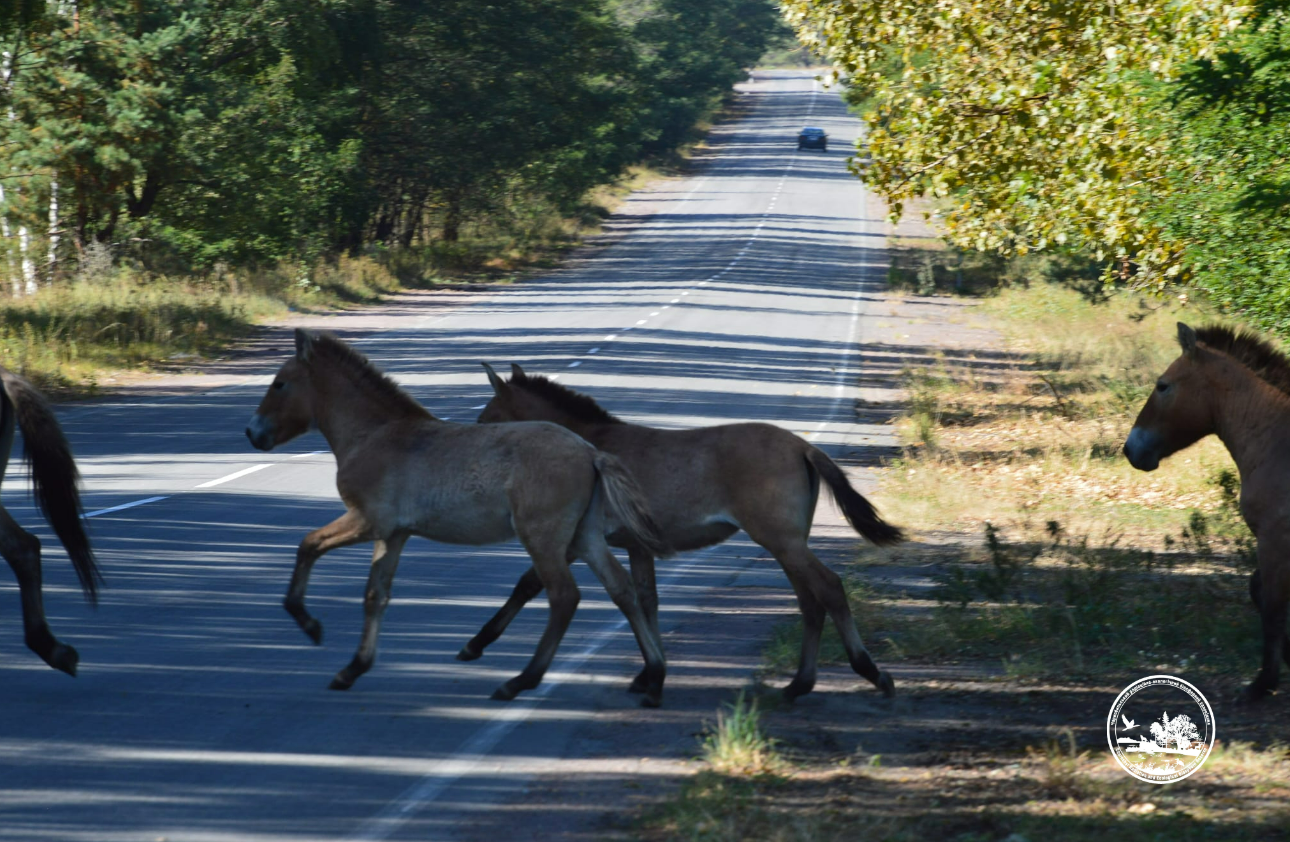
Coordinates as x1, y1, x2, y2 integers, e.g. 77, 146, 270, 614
627, 670, 649, 694
1238, 682, 1273, 705
782, 680, 814, 703
302, 619, 323, 646
640, 691, 663, 709
328, 675, 354, 691
48, 644, 78, 677
877, 670, 896, 698
491, 683, 519, 702
456, 643, 483, 662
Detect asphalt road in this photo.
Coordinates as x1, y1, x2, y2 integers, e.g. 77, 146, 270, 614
0, 70, 898, 841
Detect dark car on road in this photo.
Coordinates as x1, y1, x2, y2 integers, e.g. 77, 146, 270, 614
798, 127, 827, 151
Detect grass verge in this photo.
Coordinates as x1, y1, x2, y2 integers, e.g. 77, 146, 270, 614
1, 159, 687, 396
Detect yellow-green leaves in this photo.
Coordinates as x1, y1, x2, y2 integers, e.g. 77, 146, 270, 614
782, 0, 1250, 283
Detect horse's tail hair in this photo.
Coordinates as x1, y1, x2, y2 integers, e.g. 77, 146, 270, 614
2, 372, 101, 604
806, 446, 904, 546
592, 452, 672, 557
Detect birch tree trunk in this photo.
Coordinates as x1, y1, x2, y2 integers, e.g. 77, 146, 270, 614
47, 176, 58, 281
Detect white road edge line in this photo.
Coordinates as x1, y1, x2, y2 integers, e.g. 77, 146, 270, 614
85, 496, 170, 519
348, 547, 721, 842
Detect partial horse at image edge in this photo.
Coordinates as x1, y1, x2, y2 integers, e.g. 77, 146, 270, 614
0, 369, 102, 675
1125, 322, 1290, 701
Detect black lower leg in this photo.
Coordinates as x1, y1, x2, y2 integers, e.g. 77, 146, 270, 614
461, 567, 545, 660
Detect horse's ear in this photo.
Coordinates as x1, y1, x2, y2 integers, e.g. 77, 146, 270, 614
295, 328, 316, 363
510, 363, 526, 380
1177, 322, 1198, 356
481, 362, 507, 393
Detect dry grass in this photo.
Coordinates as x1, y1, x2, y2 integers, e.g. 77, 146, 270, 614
641, 737, 1290, 842
883, 281, 1242, 547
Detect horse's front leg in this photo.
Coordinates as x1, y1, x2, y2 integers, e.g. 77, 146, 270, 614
0, 508, 77, 675
457, 565, 545, 661
286, 509, 372, 645
1244, 540, 1290, 702
330, 532, 409, 690
1248, 570, 1290, 669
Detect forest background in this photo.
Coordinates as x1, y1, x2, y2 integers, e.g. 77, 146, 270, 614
0, 0, 781, 386
6, 0, 1290, 386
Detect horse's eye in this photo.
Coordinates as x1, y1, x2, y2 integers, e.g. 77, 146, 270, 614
273, 381, 285, 391
1156, 381, 1169, 393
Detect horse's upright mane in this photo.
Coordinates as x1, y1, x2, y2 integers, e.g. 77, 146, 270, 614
510, 370, 623, 425
1195, 325, 1290, 397
311, 333, 433, 419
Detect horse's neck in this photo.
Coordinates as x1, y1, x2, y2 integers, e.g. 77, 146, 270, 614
312, 369, 425, 456
526, 401, 599, 439
1210, 361, 1290, 475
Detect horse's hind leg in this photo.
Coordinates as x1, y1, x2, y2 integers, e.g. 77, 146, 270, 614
492, 542, 580, 702
781, 570, 827, 701
458, 565, 544, 661
330, 532, 409, 690
749, 524, 893, 700
581, 539, 667, 707
1248, 570, 1290, 669
286, 509, 372, 645
0, 508, 77, 675
626, 546, 661, 694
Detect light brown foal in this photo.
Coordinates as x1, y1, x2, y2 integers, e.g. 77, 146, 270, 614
1126, 323, 1290, 701
246, 330, 670, 705
464, 363, 904, 701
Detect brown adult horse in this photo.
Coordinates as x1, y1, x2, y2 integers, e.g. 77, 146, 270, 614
246, 330, 670, 705
1125, 323, 1290, 701
0, 368, 101, 675
464, 363, 904, 701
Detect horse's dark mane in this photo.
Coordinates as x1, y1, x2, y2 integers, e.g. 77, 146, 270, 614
1195, 325, 1290, 397
509, 370, 623, 425
311, 333, 433, 419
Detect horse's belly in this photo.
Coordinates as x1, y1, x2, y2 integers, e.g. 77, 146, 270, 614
410, 505, 515, 546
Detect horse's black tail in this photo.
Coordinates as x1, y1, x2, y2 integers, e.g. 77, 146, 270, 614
592, 452, 672, 557
2, 372, 101, 603
806, 446, 904, 546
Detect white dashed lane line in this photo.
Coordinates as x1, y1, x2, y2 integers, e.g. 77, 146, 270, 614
83, 451, 327, 520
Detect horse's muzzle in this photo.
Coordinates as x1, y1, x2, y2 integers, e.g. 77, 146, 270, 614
245, 415, 275, 452
1123, 426, 1160, 472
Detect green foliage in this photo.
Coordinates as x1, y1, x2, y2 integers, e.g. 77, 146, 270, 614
782, 0, 1247, 284
0, 0, 783, 279
700, 691, 782, 776
1147, 7, 1290, 334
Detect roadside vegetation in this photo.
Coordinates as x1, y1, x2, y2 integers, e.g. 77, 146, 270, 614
640, 244, 1290, 841
784, 0, 1290, 337
0, 0, 786, 391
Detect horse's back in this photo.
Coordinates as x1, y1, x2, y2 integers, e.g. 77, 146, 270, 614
336, 418, 597, 544
588, 421, 813, 542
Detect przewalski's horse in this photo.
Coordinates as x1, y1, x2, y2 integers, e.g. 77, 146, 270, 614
1125, 323, 1290, 702
0, 369, 101, 675
466, 363, 904, 701
246, 330, 670, 705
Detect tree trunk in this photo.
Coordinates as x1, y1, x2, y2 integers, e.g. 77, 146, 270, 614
0, 183, 16, 296
47, 176, 59, 281
442, 195, 462, 243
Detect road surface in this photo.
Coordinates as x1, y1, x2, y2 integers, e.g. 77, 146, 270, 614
0, 70, 899, 841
